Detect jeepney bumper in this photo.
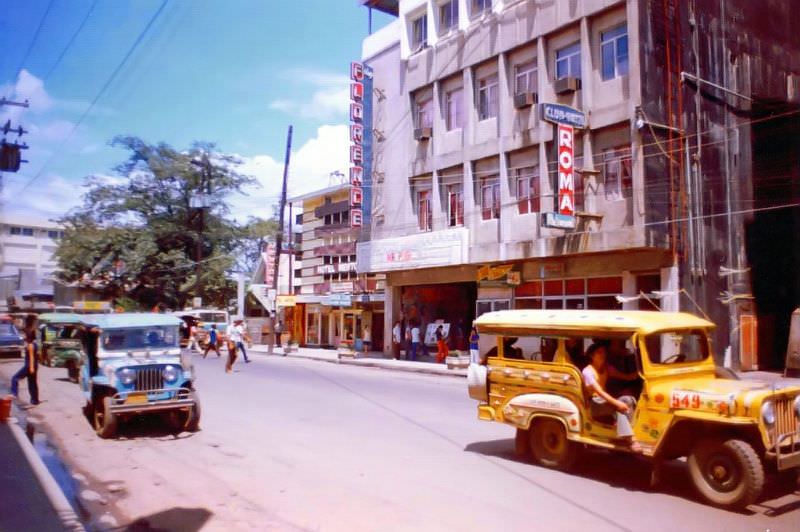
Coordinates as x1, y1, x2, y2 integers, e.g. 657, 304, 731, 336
108, 387, 196, 415
770, 431, 800, 471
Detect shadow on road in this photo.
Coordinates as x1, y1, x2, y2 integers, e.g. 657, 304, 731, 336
465, 437, 799, 516
80, 406, 198, 441
116, 506, 212, 531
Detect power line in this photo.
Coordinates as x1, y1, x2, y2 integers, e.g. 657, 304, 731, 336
14, 0, 170, 195
42, 0, 99, 81
13, 0, 56, 79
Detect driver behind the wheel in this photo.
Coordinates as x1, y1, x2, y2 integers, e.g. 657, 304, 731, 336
582, 343, 642, 451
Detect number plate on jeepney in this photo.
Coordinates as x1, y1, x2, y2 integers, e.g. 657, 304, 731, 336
125, 393, 148, 405
670, 390, 701, 409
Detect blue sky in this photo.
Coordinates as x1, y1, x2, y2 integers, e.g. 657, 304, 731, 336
0, 0, 393, 222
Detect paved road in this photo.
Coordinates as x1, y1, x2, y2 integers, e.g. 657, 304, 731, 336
2, 353, 799, 531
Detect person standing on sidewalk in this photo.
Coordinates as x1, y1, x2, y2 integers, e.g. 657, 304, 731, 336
392, 321, 402, 360
274, 320, 283, 354
262, 313, 275, 355
362, 325, 371, 354
435, 325, 449, 363
187, 322, 200, 352
409, 323, 421, 361
203, 324, 221, 358
469, 325, 480, 364
11, 316, 39, 406
230, 319, 251, 363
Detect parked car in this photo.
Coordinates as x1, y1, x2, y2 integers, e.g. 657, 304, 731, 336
38, 313, 84, 382
0, 321, 24, 358
468, 309, 800, 509
78, 313, 201, 438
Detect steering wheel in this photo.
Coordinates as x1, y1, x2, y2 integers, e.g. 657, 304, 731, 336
662, 353, 686, 364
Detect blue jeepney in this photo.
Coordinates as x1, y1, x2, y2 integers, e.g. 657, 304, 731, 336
78, 313, 201, 438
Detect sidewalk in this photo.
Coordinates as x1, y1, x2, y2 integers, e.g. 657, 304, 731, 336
249, 344, 468, 378
0, 411, 83, 531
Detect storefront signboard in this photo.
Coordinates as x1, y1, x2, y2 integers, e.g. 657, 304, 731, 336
356, 227, 469, 273
276, 295, 296, 307
349, 61, 373, 231
321, 294, 351, 307
330, 281, 353, 294
543, 212, 577, 229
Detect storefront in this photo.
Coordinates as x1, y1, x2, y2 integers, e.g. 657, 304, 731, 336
399, 282, 476, 350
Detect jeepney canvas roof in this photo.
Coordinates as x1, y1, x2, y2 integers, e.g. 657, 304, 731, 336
475, 310, 715, 336
38, 313, 83, 324
80, 313, 182, 329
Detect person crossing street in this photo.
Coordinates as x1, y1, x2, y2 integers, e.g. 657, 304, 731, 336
230, 319, 251, 363
11, 316, 39, 406
202, 324, 221, 358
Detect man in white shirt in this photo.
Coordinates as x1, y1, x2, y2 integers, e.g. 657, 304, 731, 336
392, 321, 402, 360
229, 319, 251, 363
410, 324, 421, 361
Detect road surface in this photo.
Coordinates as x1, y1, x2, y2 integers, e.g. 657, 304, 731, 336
2, 353, 798, 531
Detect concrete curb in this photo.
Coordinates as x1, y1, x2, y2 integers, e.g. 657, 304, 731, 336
250, 347, 468, 378
7, 418, 84, 531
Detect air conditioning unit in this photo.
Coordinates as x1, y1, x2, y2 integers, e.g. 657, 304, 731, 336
554, 77, 581, 95
513, 92, 538, 109
414, 127, 432, 140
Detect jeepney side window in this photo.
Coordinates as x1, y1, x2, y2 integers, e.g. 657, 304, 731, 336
644, 329, 709, 364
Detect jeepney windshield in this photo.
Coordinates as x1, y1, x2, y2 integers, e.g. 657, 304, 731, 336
101, 325, 179, 351
197, 312, 227, 324
644, 329, 710, 365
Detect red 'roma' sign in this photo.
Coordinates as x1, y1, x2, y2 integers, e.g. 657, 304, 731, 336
557, 124, 575, 216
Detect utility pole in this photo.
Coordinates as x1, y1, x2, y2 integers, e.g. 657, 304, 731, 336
190, 153, 212, 307
272, 125, 293, 295
0, 98, 30, 187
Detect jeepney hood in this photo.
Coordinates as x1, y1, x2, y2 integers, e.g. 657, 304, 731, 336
649, 375, 800, 417
98, 355, 182, 372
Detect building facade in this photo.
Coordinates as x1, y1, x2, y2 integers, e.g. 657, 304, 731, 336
356, 0, 800, 369
0, 214, 64, 311
291, 184, 385, 348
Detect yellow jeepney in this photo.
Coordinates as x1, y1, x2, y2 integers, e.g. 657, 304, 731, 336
468, 309, 800, 509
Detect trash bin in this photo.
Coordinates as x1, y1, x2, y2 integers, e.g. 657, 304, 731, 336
0, 395, 13, 423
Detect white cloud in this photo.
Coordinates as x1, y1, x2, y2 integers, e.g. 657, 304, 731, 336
29, 119, 77, 143
1, 173, 83, 219
268, 67, 351, 121
228, 124, 350, 221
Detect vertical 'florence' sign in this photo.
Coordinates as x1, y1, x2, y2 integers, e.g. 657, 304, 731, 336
541, 103, 586, 230
349, 62, 373, 232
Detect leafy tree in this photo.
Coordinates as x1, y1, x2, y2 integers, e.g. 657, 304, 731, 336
55, 136, 269, 310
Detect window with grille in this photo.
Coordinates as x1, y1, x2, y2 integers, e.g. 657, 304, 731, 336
514, 60, 537, 95
447, 183, 464, 226
418, 189, 433, 231
555, 42, 581, 80
480, 176, 500, 220
415, 96, 433, 128
472, 0, 492, 17
601, 25, 628, 81
514, 166, 540, 214
477, 74, 498, 120
445, 87, 463, 130
412, 15, 428, 50
603, 146, 632, 200
440, 1, 459, 33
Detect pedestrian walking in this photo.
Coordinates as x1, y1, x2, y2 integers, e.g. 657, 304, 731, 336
362, 326, 371, 354
409, 323, 421, 361
392, 321, 402, 360
11, 316, 39, 405
435, 325, 449, 363
202, 324, 221, 358
262, 313, 275, 355
187, 322, 200, 352
275, 320, 284, 354
469, 324, 480, 364
230, 319, 251, 363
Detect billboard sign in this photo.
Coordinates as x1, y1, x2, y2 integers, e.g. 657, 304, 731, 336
557, 123, 575, 217
349, 61, 373, 231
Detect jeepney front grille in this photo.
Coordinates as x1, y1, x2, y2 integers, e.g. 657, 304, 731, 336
774, 396, 799, 444
134, 366, 164, 392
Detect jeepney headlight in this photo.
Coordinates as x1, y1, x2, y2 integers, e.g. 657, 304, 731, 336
793, 396, 800, 419
163, 365, 179, 383
761, 401, 776, 427
117, 368, 136, 386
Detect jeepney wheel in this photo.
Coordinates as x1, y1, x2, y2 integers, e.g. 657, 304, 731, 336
185, 392, 201, 432
66, 362, 79, 383
529, 418, 579, 471
514, 428, 530, 457
93, 396, 118, 439
688, 438, 764, 509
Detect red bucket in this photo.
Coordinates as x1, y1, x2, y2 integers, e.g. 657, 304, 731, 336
0, 395, 13, 422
